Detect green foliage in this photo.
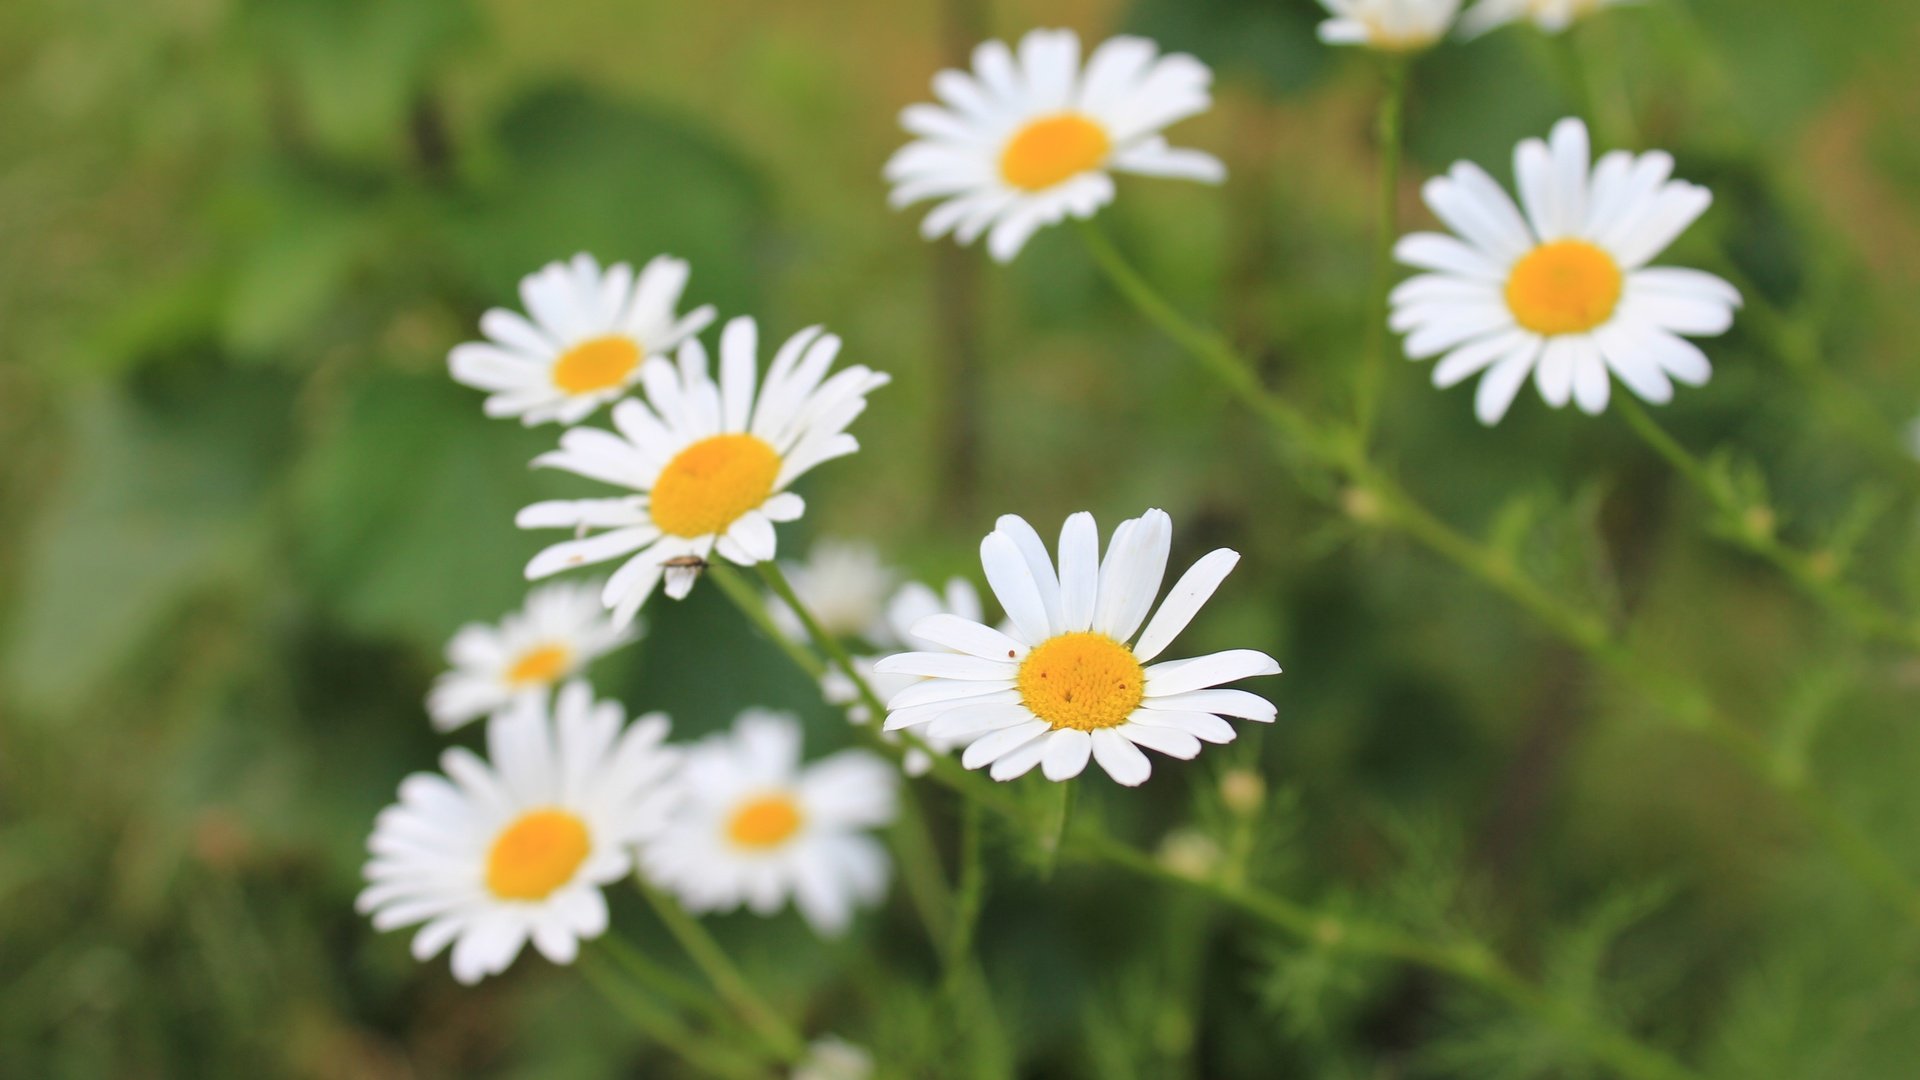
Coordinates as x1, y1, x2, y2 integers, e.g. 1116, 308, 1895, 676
5, 0, 1920, 1078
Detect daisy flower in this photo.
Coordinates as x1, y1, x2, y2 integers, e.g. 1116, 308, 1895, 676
357, 681, 682, 984
1460, 0, 1635, 37
640, 711, 895, 937
427, 579, 638, 732
824, 576, 987, 776
449, 253, 716, 426
1316, 0, 1463, 52
516, 317, 890, 626
886, 28, 1224, 263
1391, 117, 1740, 425
767, 538, 899, 645
873, 509, 1281, 787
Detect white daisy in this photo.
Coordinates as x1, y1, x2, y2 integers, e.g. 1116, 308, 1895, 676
1460, 0, 1635, 37
873, 509, 1281, 787
516, 317, 890, 627
824, 577, 987, 776
1390, 117, 1741, 425
357, 681, 682, 985
767, 539, 899, 645
1316, 0, 1462, 51
886, 28, 1225, 263
427, 579, 639, 732
640, 711, 895, 937
449, 253, 716, 426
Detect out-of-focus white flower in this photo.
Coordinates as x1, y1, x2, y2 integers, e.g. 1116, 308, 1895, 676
826, 577, 987, 776
768, 539, 899, 645
358, 683, 681, 984
1461, 0, 1637, 38
641, 711, 896, 937
792, 1036, 875, 1080
449, 253, 714, 426
427, 580, 638, 732
1316, 0, 1463, 52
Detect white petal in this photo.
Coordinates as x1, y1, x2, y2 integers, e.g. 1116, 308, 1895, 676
1132, 549, 1240, 662
1090, 729, 1151, 786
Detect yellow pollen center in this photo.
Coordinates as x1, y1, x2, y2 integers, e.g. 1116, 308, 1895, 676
1017, 632, 1146, 732
1503, 240, 1624, 336
726, 794, 803, 850
505, 643, 572, 686
551, 335, 643, 395
648, 434, 782, 538
486, 808, 591, 901
999, 113, 1112, 192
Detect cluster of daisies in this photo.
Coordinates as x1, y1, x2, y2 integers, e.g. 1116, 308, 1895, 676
364, 241, 1281, 986
361, 9, 1743, 1073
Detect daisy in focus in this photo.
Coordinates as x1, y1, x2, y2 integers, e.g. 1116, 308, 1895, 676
1391, 117, 1740, 424
874, 509, 1281, 787
1316, 0, 1462, 52
1461, 0, 1635, 37
641, 711, 896, 937
449, 253, 715, 426
824, 576, 988, 776
767, 538, 899, 645
427, 580, 638, 732
886, 28, 1224, 262
516, 317, 889, 626
357, 682, 681, 984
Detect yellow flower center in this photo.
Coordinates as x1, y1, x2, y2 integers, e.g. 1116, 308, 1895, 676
999, 113, 1112, 192
648, 434, 782, 538
1017, 631, 1145, 732
551, 335, 643, 395
726, 794, 804, 850
505, 643, 572, 686
1503, 240, 1624, 336
486, 808, 591, 901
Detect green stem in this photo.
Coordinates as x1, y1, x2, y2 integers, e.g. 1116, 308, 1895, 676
1357, 56, 1409, 447
579, 953, 768, 1080
709, 561, 827, 678
639, 880, 810, 1063
598, 932, 751, 1043
736, 515, 1696, 1080
1615, 394, 1920, 654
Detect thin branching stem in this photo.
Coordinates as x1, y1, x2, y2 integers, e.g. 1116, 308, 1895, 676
1615, 393, 1920, 654
638, 879, 810, 1063
579, 953, 769, 1079
730, 532, 1699, 1080
1073, 220, 1920, 929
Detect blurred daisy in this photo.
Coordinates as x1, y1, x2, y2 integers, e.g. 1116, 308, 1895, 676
1316, 0, 1462, 51
357, 682, 681, 984
825, 577, 987, 776
1391, 117, 1740, 424
886, 28, 1224, 262
449, 253, 715, 426
767, 539, 898, 645
1461, 0, 1635, 37
641, 711, 895, 936
874, 509, 1281, 787
517, 317, 889, 626
793, 1037, 874, 1080
427, 580, 638, 732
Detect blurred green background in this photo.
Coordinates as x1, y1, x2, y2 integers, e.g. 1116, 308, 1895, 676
5, 0, 1920, 1076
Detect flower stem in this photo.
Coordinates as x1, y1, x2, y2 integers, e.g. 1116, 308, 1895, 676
1357, 55, 1409, 447
579, 953, 768, 1079
638, 880, 810, 1064
729, 514, 1696, 1079
1614, 393, 1920, 654
708, 561, 827, 679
